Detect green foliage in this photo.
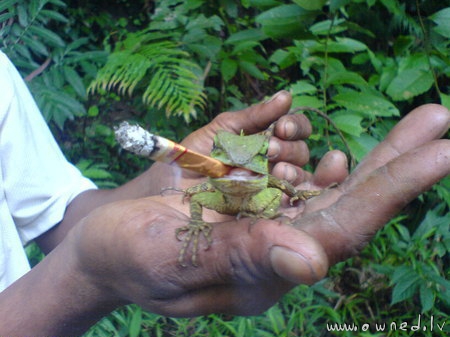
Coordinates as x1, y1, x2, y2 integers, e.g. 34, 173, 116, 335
0, 0, 106, 129
373, 208, 450, 312
1, 0, 448, 335
89, 30, 207, 122
75, 159, 117, 188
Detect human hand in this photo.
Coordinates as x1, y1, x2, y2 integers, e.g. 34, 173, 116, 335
271, 103, 450, 281
23, 104, 446, 337
105, 104, 447, 313
146, 91, 324, 193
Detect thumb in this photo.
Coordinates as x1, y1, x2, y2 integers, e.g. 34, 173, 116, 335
213, 90, 293, 134
180, 90, 292, 155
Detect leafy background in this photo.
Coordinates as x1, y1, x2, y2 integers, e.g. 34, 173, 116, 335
1, 0, 449, 335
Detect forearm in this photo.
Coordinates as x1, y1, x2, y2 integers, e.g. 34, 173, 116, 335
0, 236, 121, 336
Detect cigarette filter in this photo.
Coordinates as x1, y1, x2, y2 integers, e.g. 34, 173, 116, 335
114, 121, 231, 178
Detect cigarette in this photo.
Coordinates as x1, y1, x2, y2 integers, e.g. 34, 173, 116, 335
114, 121, 231, 178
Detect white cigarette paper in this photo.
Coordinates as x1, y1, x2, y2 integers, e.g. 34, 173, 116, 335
114, 122, 231, 178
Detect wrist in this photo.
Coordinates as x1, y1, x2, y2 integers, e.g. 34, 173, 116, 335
0, 232, 122, 336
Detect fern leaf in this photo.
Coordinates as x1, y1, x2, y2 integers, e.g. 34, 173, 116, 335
89, 31, 206, 121
0, 0, 19, 13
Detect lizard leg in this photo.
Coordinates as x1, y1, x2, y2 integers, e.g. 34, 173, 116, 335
239, 187, 282, 219
268, 174, 321, 205
184, 182, 215, 196
175, 194, 214, 267
176, 219, 212, 267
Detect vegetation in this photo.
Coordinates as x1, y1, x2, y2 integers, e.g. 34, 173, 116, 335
1, 0, 449, 335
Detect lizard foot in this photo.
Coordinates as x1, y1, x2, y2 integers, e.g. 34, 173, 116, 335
289, 189, 321, 205
175, 220, 213, 267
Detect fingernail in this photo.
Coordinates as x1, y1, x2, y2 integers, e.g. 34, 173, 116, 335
264, 91, 284, 104
283, 165, 298, 183
267, 140, 280, 159
284, 120, 298, 139
270, 246, 318, 285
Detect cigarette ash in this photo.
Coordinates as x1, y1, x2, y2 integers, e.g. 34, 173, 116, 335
114, 121, 158, 157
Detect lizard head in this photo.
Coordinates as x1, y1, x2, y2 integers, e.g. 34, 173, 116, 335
210, 130, 269, 175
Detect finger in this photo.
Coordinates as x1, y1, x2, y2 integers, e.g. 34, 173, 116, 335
268, 138, 309, 167
271, 162, 307, 185
213, 90, 292, 134
297, 139, 450, 266
270, 152, 348, 189
349, 104, 449, 185
312, 150, 349, 187
273, 113, 312, 140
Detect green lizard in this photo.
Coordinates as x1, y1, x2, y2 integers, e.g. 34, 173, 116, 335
175, 123, 321, 266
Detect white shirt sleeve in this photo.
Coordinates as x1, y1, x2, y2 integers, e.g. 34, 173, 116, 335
0, 51, 97, 290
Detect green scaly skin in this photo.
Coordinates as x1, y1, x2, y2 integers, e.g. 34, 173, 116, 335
176, 128, 320, 266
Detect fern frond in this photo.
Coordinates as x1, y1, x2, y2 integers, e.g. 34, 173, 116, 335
89, 32, 206, 122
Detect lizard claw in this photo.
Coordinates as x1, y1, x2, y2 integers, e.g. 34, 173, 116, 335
161, 187, 191, 204
176, 220, 213, 267
289, 190, 321, 205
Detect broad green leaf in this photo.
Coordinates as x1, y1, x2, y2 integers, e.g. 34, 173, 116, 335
306, 37, 367, 54
64, 66, 87, 100
269, 49, 296, 69
429, 7, 450, 38
327, 37, 367, 53
331, 113, 364, 137
390, 266, 420, 305
386, 69, 434, 101
412, 209, 449, 241
48, 0, 66, 8
221, 58, 238, 82
397, 53, 429, 72
248, 0, 280, 7
430, 7, 450, 24
225, 29, 266, 44
440, 92, 450, 110
379, 63, 397, 92
330, 0, 351, 12
17, 3, 28, 26
21, 35, 49, 56
346, 133, 379, 161
333, 91, 399, 117
37, 89, 85, 129
40, 9, 69, 23
292, 95, 322, 109
255, 4, 317, 38
326, 71, 368, 87
395, 223, 411, 242
366, 50, 382, 72
239, 60, 265, 80
185, 14, 223, 31
293, 0, 327, 10
81, 168, 113, 180
433, 24, 450, 39
231, 41, 261, 54
309, 19, 347, 36
290, 80, 317, 95
65, 37, 89, 51
28, 25, 65, 47
420, 283, 435, 312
